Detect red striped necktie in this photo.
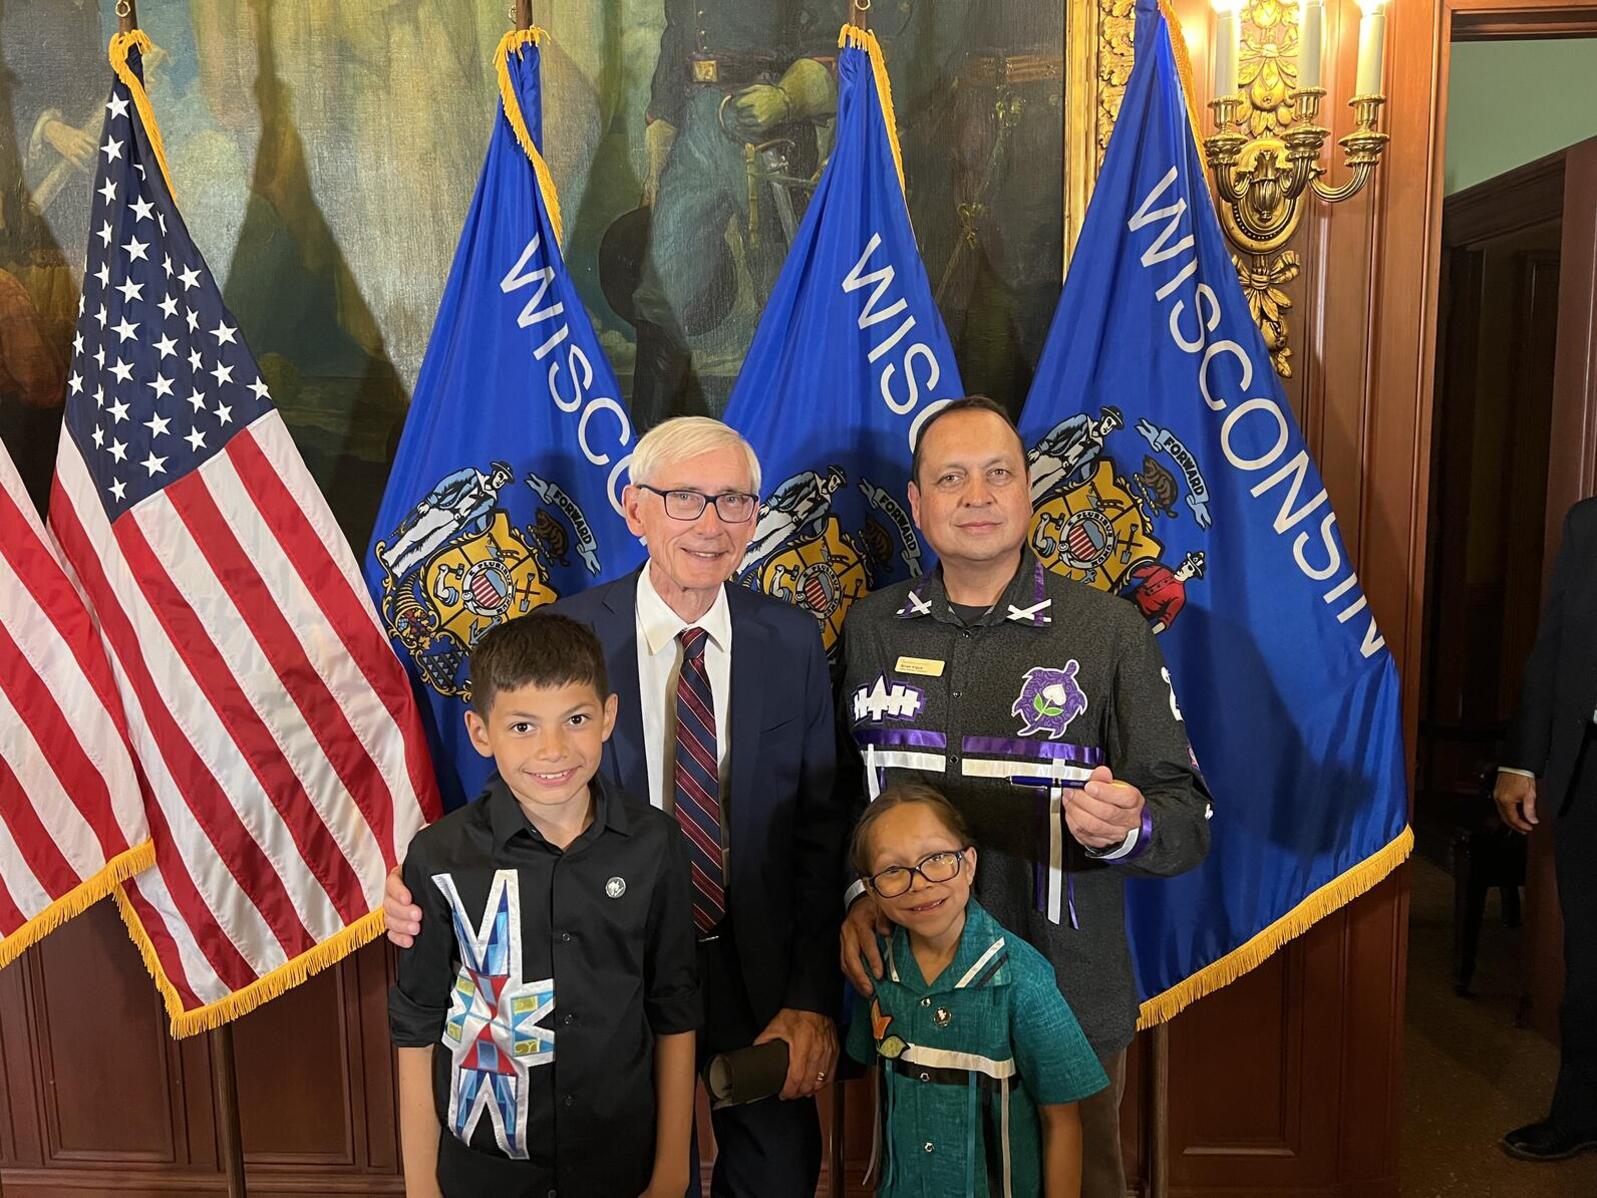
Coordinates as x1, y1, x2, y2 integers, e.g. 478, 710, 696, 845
673, 627, 725, 934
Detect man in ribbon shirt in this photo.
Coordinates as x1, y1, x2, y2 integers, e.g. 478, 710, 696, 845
387, 417, 847, 1196
838, 397, 1213, 1198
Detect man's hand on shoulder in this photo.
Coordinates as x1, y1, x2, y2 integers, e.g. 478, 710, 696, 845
840, 892, 891, 996
754, 1008, 839, 1100
1067, 765, 1146, 849
384, 865, 423, 948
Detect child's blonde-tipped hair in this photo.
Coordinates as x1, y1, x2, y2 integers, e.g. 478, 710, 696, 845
849, 781, 974, 878
628, 416, 762, 495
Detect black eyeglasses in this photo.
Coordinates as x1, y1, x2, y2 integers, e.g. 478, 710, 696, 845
636, 484, 758, 523
867, 848, 970, 899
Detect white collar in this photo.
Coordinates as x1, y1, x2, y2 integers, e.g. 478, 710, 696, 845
636, 567, 732, 658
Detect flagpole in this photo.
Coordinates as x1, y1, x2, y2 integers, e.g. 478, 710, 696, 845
116, 0, 137, 34
211, 1024, 249, 1197
1149, 1024, 1170, 1198
513, 0, 532, 30
849, 0, 870, 28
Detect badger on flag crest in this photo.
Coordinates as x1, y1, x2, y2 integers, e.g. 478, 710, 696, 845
1027, 403, 1211, 635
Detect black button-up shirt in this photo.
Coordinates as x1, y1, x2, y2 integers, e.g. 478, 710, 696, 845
389, 774, 700, 1197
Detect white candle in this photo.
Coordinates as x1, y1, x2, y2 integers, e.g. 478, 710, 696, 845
1214, 1, 1241, 98
1355, 0, 1388, 97
1298, 0, 1324, 91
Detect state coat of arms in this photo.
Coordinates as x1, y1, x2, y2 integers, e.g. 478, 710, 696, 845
736, 465, 921, 656
373, 461, 600, 698
1027, 406, 1210, 634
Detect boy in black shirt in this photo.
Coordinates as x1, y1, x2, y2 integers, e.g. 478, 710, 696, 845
389, 614, 700, 1197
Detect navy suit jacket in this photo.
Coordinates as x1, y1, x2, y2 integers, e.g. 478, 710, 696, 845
1506, 497, 1597, 811
551, 569, 846, 1025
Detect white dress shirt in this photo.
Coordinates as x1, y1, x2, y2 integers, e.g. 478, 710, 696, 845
635, 570, 733, 845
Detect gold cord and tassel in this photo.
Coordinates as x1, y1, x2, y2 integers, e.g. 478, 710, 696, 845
493, 27, 565, 248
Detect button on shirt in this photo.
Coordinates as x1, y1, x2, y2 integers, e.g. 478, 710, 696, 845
636, 569, 733, 866
389, 774, 700, 1196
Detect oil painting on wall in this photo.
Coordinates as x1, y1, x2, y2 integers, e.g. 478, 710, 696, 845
0, 0, 1069, 540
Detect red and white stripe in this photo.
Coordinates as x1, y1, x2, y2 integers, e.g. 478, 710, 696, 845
0, 448, 149, 958
50, 411, 440, 1022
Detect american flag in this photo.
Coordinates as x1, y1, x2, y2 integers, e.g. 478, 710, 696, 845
0, 445, 152, 965
48, 37, 440, 1035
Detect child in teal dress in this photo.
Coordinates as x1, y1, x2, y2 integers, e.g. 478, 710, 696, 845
845, 781, 1108, 1198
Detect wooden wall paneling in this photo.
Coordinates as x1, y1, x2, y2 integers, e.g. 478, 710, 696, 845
1335, 872, 1410, 1191
0, 948, 41, 1169
26, 903, 187, 1168
180, 1019, 221, 1175
1500, 246, 1561, 703
232, 960, 356, 1167
1147, 0, 1439, 1193
1443, 153, 1565, 245
1419, 243, 1482, 805
1122, 1031, 1147, 1191
361, 942, 402, 1175
1169, 949, 1319, 1183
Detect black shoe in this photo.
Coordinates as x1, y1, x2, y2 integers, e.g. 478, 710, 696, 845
1500, 1120, 1597, 1161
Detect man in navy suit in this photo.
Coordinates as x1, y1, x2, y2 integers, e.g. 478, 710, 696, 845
385, 417, 846, 1195
1497, 497, 1597, 1162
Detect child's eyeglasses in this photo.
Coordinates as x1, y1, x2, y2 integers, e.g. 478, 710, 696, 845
867, 848, 970, 899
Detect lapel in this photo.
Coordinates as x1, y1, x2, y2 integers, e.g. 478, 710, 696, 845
727, 585, 766, 854
601, 571, 648, 795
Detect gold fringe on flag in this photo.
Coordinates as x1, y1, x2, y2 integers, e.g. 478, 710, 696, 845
494, 27, 565, 248
115, 888, 392, 1038
837, 24, 906, 198
0, 840, 155, 971
1124, 0, 1398, 1030
108, 31, 177, 203
1157, 0, 1207, 155
1136, 824, 1414, 1029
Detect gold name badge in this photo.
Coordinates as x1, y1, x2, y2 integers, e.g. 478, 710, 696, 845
895, 656, 945, 677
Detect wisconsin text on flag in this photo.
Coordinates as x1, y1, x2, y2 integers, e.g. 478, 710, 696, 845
365, 29, 643, 806
0, 445, 152, 966
1124, 165, 1385, 658
1016, 0, 1410, 1026
48, 32, 440, 1035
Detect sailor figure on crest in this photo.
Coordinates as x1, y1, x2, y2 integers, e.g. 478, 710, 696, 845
372, 461, 600, 698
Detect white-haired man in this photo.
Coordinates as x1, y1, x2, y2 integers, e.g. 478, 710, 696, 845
385, 417, 846, 1195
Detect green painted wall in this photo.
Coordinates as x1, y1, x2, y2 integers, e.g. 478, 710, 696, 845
1445, 38, 1597, 194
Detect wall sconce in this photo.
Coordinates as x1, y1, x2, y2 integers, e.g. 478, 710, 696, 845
1203, 0, 1391, 375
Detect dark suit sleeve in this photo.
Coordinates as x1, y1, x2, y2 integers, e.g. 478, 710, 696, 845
1102, 618, 1212, 878
1504, 504, 1583, 774
782, 617, 847, 1015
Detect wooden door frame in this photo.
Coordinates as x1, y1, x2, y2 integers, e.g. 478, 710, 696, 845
1425, 4, 1597, 576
